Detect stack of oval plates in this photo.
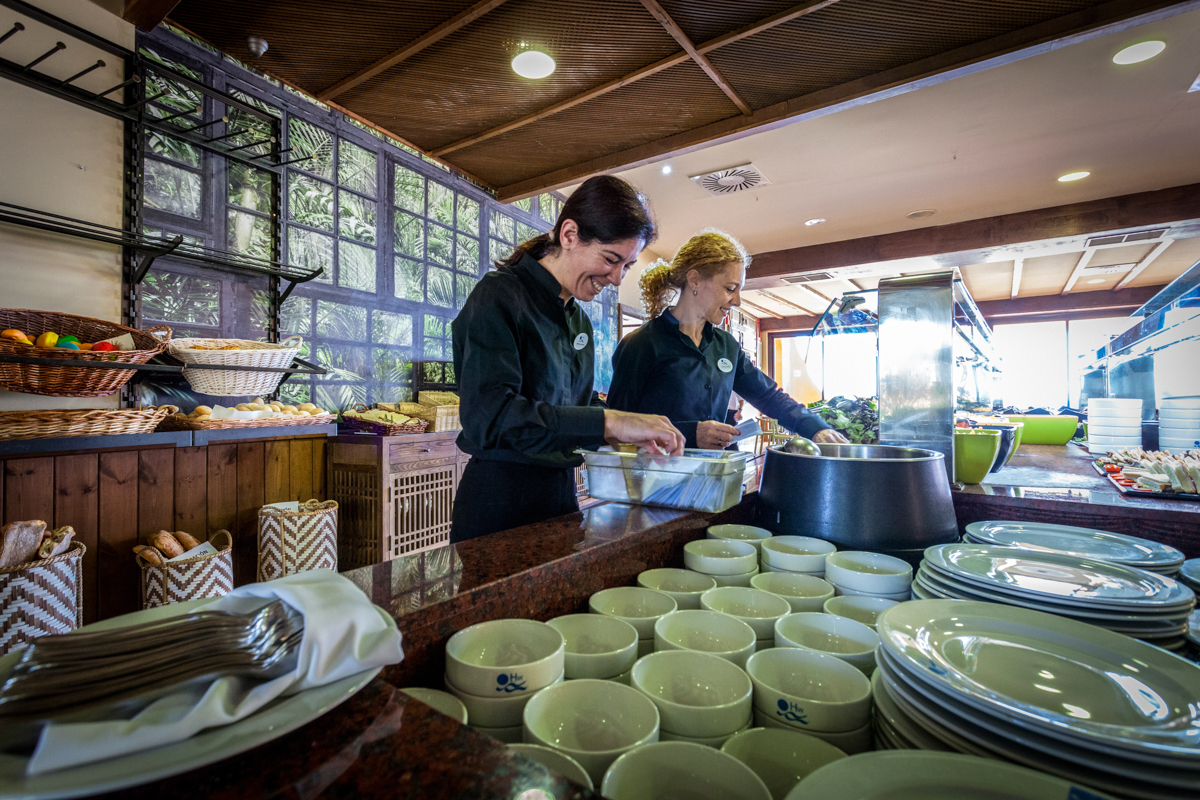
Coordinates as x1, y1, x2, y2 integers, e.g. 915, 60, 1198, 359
1180, 559, 1200, 593
914, 543, 1195, 652
964, 521, 1185, 576
872, 599, 1200, 800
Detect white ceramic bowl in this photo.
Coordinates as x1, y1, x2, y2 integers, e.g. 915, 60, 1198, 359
523, 678, 661, 784
1087, 433, 1142, 445
744, 647, 872, 733
1160, 408, 1200, 421
401, 687, 469, 724
830, 583, 912, 602
654, 609, 757, 669
1160, 421, 1200, 434
548, 613, 639, 680
761, 564, 823, 576
756, 639, 774, 651
659, 720, 750, 747
708, 524, 773, 552
751, 573, 836, 612
637, 568, 717, 610
589, 586, 678, 639
1160, 436, 1200, 450
445, 618, 565, 697
1162, 397, 1200, 410
760, 537, 836, 573
508, 743, 594, 790
773, 613, 879, 674
631, 649, 753, 737
607, 667, 633, 685
752, 711, 873, 754
822, 595, 898, 629
601, 741, 772, 800
700, 586, 793, 639
1089, 398, 1143, 412
445, 670, 564, 728
684, 539, 758, 576
714, 566, 760, 587
1088, 425, 1142, 438
721, 727, 847, 800
823, 552, 913, 595
1087, 413, 1141, 426
472, 723, 524, 743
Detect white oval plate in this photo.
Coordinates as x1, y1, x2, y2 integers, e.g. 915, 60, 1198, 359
963, 521, 1184, 570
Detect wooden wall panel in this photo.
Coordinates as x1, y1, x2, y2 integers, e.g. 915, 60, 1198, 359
207, 443, 238, 537
174, 446, 208, 535
312, 438, 327, 502
137, 449, 175, 541
53, 454, 99, 624
4, 456, 54, 523
264, 440, 290, 504
290, 439, 314, 502
234, 442, 264, 586
97, 451, 140, 621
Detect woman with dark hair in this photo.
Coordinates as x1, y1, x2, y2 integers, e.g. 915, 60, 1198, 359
451, 175, 685, 542
608, 230, 848, 450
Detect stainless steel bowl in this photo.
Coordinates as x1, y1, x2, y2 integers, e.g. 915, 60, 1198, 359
757, 443, 959, 553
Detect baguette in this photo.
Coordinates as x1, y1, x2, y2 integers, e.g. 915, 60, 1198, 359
0, 520, 48, 568
173, 531, 202, 551
150, 530, 185, 559
37, 525, 75, 559
132, 545, 164, 565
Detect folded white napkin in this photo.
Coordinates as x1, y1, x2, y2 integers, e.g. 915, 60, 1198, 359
27, 570, 403, 775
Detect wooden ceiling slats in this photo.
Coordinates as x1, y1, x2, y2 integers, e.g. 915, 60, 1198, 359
637, 0, 753, 114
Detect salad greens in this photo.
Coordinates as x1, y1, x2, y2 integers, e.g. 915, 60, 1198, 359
807, 396, 879, 444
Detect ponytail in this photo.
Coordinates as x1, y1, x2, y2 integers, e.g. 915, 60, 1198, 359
639, 229, 750, 318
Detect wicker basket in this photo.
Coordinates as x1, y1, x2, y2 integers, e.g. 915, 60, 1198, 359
340, 403, 429, 435
386, 401, 461, 432
167, 335, 302, 397
137, 530, 233, 609
0, 406, 179, 441
0, 542, 85, 656
0, 309, 170, 397
417, 391, 460, 407
159, 411, 336, 431
257, 500, 338, 582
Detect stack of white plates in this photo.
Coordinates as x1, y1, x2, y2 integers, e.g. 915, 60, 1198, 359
1180, 559, 1200, 593
1087, 398, 1143, 454
1160, 397, 1200, 451
914, 543, 1195, 652
964, 521, 1185, 576
872, 599, 1200, 800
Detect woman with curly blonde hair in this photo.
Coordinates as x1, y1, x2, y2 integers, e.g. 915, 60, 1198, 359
607, 230, 847, 450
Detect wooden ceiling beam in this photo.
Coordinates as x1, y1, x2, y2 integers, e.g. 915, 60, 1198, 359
638, 0, 752, 115
1010, 257, 1024, 298
977, 283, 1166, 324
1060, 247, 1097, 295
124, 0, 183, 32
316, 0, 513, 102
739, 298, 782, 318
1113, 238, 1173, 290
433, 0, 840, 157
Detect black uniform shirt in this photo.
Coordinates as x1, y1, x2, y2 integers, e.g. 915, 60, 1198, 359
608, 310, 830, 448
452, 253, 607, 468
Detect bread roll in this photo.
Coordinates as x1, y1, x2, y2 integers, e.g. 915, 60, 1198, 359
235, 403, 251, 411
0, 520, 47, 568
133, 545, 164, 565
298, 403, 316, 412
37, 526, 74, 559
193, 405, 213, 416
174, 531, 202, 551
150, 530, 185, 559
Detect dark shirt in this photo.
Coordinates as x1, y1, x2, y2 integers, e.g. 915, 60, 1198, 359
452, 253, 607, 468
608, 310, 830, 448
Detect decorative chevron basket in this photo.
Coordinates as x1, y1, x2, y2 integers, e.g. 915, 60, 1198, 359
137, 530, 233, 609
0, 542, 85, 656
256, 500, 338, 582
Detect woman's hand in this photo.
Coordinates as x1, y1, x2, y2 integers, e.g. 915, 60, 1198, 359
813, 428, 850, 444
604, 410, 685, 456
696, 420, 741, 450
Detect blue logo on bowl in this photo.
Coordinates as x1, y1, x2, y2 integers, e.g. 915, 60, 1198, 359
496, 673, 527, 693
775, 698, 808, 725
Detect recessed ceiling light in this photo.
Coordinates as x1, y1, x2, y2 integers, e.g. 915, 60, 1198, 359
1058, 171, 1090, 182
1086, 278, 1107, 284
512, 51, 555, 79
1113, 40, 1166, 65
906, 209, 936, 220
661, 164, 672, 175
804, 218, 825, 226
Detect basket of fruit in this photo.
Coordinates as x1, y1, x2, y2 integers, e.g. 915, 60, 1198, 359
0, 309, 170, 397
159, 399, 335, 430
167, 336, 303, 397
341, 404, 429, 435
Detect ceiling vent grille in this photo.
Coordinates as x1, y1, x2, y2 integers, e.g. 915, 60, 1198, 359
781, 272, 835, 284
1084, 228, 1167, 248
1082, 263, 1136, 275
690, 164, 771, 196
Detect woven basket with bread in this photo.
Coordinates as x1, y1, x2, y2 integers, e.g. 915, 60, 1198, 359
0, 520, 85, 656
134, 530, 233, 609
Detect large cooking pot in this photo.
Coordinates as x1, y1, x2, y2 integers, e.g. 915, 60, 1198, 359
757, 443, 958, 557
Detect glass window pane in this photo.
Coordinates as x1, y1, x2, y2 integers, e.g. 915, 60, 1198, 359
516, 221, 539, 245
146, 131, 200, 168
227, 209, 272, 259
288, 226, 333, 283
423, 362, 446, 383
456, 195, 480, 236
279, 381, 311, 405
373, 347, 412, 383
142, 271, 220, 325
511, 197, 532, 213
288, 173, 334, 231
490, 238, 509, 266
314, 343, 369, 381
428, 181, 453, 227
456, 274, 477, 310
337, 239, 376, 293
394, 255, 425, 302
455, 234, 478, 273
490, 210, 514, 241
372, 311, 413, 347
393, 210, 424, 258
288, 118, 334, 180
316, 300, 367, 341
316, 382, 367, 413
228, 162, 272, 212
995, 321, 1068, 409
428, 223, 452, 267
281, 296, 312, 335
338, 139, 377, 197
539, 193, 555, 222
225, 108, 274, 157
145, 159, 201, 218
394, 165, 425, 214
424, 315, 444, 338
338, 190, 377, 244
427, 266, 453, 307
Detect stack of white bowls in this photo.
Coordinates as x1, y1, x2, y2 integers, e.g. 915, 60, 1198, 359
602, 741, 772, 800
589, 586, 678, 657
654, 609, 757, 669
708, 524, 773, 553
720, 728, 847, 800
1087, 397, 1143, 454
684, 538, 760, 586
444, 618, 565, 743
636, 567, 717, 609
773, 612, 880, 676
822, 595, 899, 630
759, 536, 836, 577
751, 572, 836, 612
823, 551, 913, 601
700, 586, 792, 650
507, 744, 595, 791
401, 687, 469, 724
745, 647, 874, 754
548, 613, 639, 685
1160, 396, 1200, 451
631, 650, 753, 747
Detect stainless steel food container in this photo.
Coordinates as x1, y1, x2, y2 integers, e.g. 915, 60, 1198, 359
577, 448, 752, 513
758, 443, 958, 556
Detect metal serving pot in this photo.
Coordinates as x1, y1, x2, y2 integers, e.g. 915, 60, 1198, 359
757, 443, 959, 557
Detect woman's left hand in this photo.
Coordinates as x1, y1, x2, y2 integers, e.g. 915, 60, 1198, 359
812, 429, 850, 444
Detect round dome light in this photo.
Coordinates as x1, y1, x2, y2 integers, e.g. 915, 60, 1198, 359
804, 218, 826, 226
512, 50, 555, 79
1058, 171, 1090, 182
1113, 40, 1165, 65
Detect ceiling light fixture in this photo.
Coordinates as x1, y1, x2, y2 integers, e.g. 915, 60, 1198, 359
512, 50, 555, 79
906, 209, 936, 220
1113, 40, 1165, 65
804, 218, 826, 226
661, 164, 672, 175
1058, 171, 1090, 182
246, 35, 268, 58
1086, 278, 1107, 284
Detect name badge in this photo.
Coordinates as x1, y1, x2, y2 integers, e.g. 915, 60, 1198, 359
573, 333, 589, 350
717, 357, 733, 373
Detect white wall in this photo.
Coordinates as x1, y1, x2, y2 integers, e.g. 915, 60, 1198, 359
0, 0, 134, 409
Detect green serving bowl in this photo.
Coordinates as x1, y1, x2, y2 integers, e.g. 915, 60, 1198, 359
1001, 415, 1077, 446
954, 429, 1001, 484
